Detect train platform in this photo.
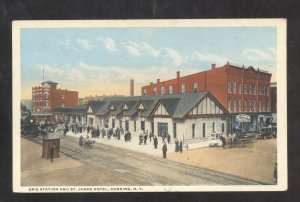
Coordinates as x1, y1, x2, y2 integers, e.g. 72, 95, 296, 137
67, 130, 179, 157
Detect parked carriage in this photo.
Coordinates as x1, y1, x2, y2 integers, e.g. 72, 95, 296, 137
79, 136, 96, 149
228, 132, 255, 148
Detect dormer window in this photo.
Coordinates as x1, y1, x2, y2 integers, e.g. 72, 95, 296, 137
109, 104, 115, 111
137, 103, 145, 110
123, 103, 128, 110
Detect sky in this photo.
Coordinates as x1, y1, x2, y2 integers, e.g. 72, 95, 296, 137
20, 26, 277, 99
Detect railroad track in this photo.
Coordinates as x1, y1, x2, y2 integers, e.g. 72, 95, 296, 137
22, 135, 263, 185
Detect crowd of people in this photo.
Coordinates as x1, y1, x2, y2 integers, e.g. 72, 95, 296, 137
35, 120, 187, 159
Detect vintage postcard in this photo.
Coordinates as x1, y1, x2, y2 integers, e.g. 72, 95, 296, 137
13, 19, 287, 192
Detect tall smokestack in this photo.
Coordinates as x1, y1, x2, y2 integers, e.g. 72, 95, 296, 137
130, 79, 134, 96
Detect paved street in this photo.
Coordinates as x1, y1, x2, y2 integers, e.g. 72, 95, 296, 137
21, 135, 261, 186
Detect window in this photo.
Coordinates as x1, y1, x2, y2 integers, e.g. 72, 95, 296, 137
253, 84, 256, 95
254, 99, 256, 111
262, 85, 265, 95
262, 100, 265, 111
202, 123, 206, 137
192, 124, 195, 138
233, 99, 237, 112
45, 93, 49, 100
244, 83, 247, 94
153, 87, 157, 95
157, 122, 168, 137
249, 84, 252, 95
259, 85, 262, 95
228, 80, 231, 93
232, 82, 236, 93
249, 99, 252, 112
266, 86, 269, 95
143, 89, 147, 96
141, 121, 145, 131
238, 83, 242, 94
181, 83, 186, 93
161, 86, 165, 94
266, 99, 269, 111
228, 99, 231, 112
212, 122, 215, 132
259, 100, 262, 112
238, 99, 242, 112
193, 82, 198, 92
173, 122, 177, 138
244, 99, 247, 112
112, 119, 115, 128
134, 121, 136, 132
125, 120, 129, 131
169, 86, 173, 94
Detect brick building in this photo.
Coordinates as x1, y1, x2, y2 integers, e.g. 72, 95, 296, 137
32, 81, 78, 121
141, 62, 273, 133
142, 62, 272, 114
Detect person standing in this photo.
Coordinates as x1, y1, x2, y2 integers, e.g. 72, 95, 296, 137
220, 135, 226, 149
162, 141, 167, 158
153, 135, 158, 149
175, 138, 179, 152
179, 139, 183, 153
167, 133, 171, 144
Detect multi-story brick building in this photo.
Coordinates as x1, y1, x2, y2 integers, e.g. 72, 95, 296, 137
142, 62, 272, 114
141, 62, 273, 133
32, 81, 78, 121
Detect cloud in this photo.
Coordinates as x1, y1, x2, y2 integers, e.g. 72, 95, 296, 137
192, 52, 229, 66
242, 48, 276, 62
122, 42, 142, 56
162, 48, 185, 66
140, 42, 160, 57
122, 41, 160, 57
60, 39, 80, 52
97, 37, 119, 52
76, 38, 94, 50
36, 64, 64, 75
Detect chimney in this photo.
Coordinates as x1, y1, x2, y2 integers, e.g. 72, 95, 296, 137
157, 79, 160, 83
211, 64, 216, 69
176, 71, 180, 78
130, 79, 134, 96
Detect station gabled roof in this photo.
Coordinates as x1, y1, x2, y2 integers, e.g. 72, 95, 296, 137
84, 92, 228, 119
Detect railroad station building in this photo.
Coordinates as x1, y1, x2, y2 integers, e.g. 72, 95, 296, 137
31, 81, 78, 121
141, 62, 273, 133
82, 92, 229, 144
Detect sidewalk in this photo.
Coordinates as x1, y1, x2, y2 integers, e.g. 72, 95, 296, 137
67, 131, 176, 157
